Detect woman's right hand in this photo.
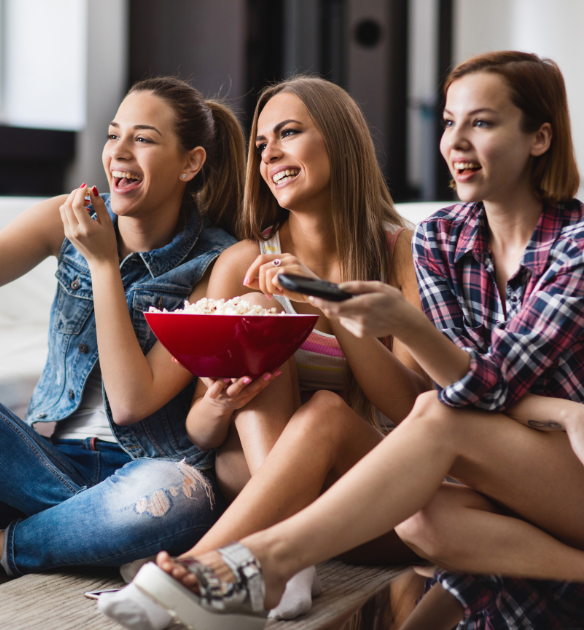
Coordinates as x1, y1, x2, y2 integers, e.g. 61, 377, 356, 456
243, 253, 320, 301
308, 281, 416, 338
60, 185, 118, 268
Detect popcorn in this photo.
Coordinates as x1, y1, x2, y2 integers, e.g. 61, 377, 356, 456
148, 296, 282, 316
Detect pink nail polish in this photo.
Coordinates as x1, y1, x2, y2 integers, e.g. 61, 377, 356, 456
263, 373, 271, 381
274, 370, 282, 377
243, 276, 248, 286
243, 377, 252, 384
223, 378, 231, 383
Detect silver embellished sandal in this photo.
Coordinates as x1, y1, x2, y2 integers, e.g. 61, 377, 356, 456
131, 542, 268, 630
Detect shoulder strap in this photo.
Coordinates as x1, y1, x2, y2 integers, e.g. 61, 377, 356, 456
259, 227, 281, 256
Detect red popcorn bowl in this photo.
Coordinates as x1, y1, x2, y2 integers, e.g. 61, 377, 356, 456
144, 312, 319, 378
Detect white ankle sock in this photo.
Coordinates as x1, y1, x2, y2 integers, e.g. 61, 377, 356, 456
268, 565, 322, 620
120, 556, 157, 583
97, 582, 173, 630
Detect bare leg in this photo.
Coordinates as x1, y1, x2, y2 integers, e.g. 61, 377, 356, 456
386, 572, 427, 630
214, 353, 298, 502
395, 481, 576, 576
159, 391, 584, 608
399, 582, 463, 630
232, 392, 584, 607
213, 292, 302, 502
157, 392, 418, 591
194, 391, 408, 555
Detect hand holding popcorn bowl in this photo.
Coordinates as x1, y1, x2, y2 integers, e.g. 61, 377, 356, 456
145, 297, 318, 378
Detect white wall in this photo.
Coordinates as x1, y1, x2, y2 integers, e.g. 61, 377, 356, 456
66, 0, 129, 192
0, 0, 128, 191
2, 0, 87, 130
454, 0, 584, 199
407, 0, 439, 198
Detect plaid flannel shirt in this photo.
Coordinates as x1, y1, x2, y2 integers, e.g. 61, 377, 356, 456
413, 199, 584, 410
433, 571, 584, 630
413, 200, 584, 629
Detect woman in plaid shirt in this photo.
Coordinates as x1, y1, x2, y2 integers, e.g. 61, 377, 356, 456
141, 52, 584, 630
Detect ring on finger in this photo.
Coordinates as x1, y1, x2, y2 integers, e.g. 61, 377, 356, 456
272, 258, 281, 267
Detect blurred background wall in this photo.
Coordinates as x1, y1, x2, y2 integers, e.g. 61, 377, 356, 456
0, 0, 582, 203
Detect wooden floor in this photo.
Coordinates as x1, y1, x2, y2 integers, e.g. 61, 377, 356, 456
0, 561, 409, 630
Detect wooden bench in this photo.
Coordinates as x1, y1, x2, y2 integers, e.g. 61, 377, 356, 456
0, 561, 410, 630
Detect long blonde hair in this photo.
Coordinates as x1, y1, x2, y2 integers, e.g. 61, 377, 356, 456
243, 76, 406, 426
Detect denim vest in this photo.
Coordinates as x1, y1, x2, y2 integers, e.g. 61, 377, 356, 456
26, 194, 236, 468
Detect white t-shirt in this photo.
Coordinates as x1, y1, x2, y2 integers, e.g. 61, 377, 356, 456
52, 362, 117, 442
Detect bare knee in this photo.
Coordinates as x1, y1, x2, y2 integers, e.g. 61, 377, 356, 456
285, 390, 355, 454
400, 390, 459, 443
291, 390, 351, 435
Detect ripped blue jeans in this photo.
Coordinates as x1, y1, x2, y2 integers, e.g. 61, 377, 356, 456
0, 404, 226, 576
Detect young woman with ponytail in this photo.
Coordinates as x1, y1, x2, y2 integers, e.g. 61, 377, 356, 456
0, 77, 246, 577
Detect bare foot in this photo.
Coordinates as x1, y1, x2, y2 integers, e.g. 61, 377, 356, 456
156, 543, 289, 611
156, 549, 236, 593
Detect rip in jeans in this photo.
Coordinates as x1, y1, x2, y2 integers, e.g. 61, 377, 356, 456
134, 461, 215, 517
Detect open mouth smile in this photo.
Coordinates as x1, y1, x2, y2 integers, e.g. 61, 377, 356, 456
111, 170, 144, 194
272, 168, 300, 187
453, 161, 482, 178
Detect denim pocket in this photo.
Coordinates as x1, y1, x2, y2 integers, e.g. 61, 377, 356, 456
53, 283, 94, 334
55, 264, 94, 334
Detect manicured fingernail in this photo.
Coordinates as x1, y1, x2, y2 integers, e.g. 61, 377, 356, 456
274, 370, 282, 377
80, 183, 86, 188
243, 276, 248, 286
223, 378, 231, 382
92, 186, 99, 196
243, 377, 252, 384
263, 373, 271, 381
171, 357, 178, 363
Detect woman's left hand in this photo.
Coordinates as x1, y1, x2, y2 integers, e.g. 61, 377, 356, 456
60, 185, 118, 267
308, 281, 414, 338
243, 253, 320, 301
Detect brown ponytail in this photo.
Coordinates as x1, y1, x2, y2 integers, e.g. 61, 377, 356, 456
200, 100, 246, 238
127, 77, 246, 237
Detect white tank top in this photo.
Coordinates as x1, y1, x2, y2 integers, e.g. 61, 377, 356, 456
53, 362, 117, 442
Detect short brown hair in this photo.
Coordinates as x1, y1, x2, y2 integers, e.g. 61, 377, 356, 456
445, 51, 579, 204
